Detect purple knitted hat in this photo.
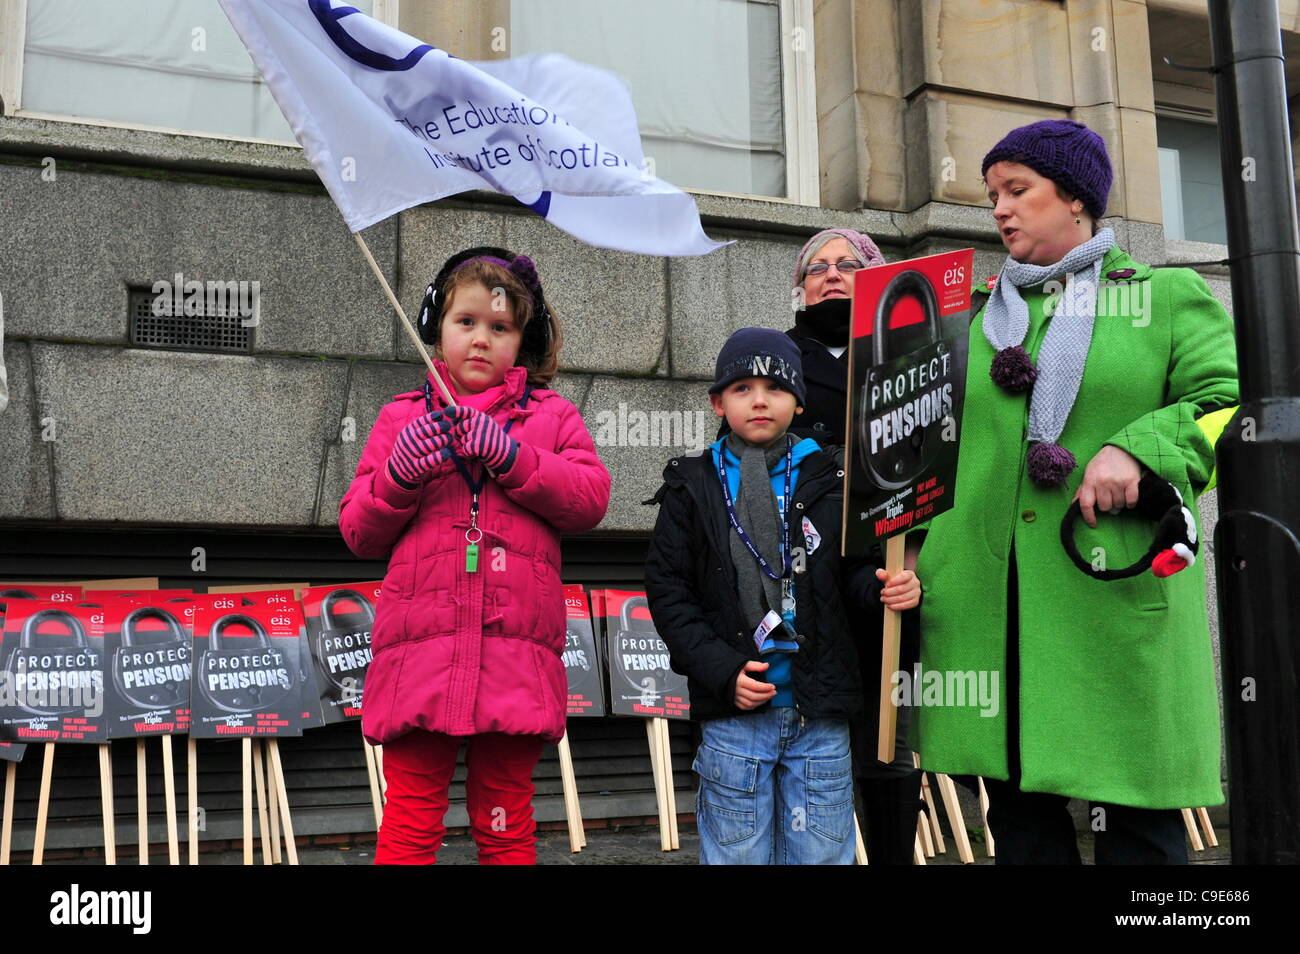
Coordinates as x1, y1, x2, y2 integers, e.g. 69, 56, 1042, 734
981, 120, 1113, 220
792, 228, 886, 288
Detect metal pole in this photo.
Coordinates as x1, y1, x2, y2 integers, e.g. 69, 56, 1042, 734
1207, 0, 1300, 865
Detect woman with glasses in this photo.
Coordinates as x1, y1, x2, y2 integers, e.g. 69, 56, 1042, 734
780, 228, 925, 865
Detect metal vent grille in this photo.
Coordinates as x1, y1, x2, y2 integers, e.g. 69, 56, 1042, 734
128, 288, 254, 353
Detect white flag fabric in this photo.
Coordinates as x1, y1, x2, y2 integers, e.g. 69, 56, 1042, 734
218, 0, 727, 256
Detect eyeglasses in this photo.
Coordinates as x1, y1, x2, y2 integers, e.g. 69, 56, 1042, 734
803, 259, 865, 277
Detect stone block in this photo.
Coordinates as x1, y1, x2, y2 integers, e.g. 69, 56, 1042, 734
668, 236, 801, 380
29, 343, 347, 526
0, 340, 54, 520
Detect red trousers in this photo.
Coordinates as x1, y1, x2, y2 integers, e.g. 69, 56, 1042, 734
374, 730, 544, 865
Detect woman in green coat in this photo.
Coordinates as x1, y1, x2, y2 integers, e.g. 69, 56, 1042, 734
914, 119, 1238, 864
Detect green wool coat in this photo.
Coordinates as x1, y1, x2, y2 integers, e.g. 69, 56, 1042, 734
913, 246, 1239, 809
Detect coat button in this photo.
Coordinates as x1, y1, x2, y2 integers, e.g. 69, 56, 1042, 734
795, 502, 804, 510
670, 459, 679, 466
1022, 509, 1037, 522
836, 470, 844, 478
794, 634, 806, 644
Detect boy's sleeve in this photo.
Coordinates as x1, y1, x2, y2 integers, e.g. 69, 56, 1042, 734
843, 546, 886, 615
338, 403, 424, 559
645, 487, 749, 709
1103, 268, 1239, 495
495, 397, 611, 534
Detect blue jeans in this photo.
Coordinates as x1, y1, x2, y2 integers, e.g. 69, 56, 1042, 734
694, 709, 854, 865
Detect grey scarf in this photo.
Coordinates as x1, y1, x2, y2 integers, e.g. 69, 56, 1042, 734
724, 431, 791, 635
983, 227, 1115, 486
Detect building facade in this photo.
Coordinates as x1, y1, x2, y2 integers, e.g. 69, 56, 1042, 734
1, 0, 1288, 852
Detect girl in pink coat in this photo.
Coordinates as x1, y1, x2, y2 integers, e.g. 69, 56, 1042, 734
339, 246, 611, 865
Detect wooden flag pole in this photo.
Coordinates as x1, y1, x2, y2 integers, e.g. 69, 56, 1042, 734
98, 744, 116, 865
978, 777, 996, 858
187, 738, 199, 865
556, 731, 584, 853
353, 232, 455, 406
251, 740, 273, 865
267, 740, 299, 865
877, 534, 907, 762
935, 773, 974, 864
241, 738, 254, 865
33, 743, 55, 865
1, 761, 16, 865
1196, 806, 1219, 847
852, 812, 869, 865
160, 736, 179, 865
645, 720, 671, 851
135, 739, 148, 864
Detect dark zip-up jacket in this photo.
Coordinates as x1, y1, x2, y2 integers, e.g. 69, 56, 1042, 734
644, 443, 884, 722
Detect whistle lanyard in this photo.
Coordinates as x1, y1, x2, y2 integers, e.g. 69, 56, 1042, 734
717, 439, 794, 586
424, 380, 529, 573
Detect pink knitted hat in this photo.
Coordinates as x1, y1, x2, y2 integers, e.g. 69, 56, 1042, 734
792, 228, 886, 287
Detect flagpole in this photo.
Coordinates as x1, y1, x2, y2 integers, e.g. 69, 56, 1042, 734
352, 231, 457, 407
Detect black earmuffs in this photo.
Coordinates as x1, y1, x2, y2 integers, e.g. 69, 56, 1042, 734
417, 246, 553, 363
1060, 470, 1199, 580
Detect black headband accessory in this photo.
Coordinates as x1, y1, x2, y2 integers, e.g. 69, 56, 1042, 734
417, 246, 552, 361
1060, 470, 1198, 580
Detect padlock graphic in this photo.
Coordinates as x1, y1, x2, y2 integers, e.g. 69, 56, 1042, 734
613, 596, 686, 705
4, 609, 100, 717
313, 589, 374, 693
112, 606, 191, 710
564, 626, 591, 671
198, 614, 294, 713
0, 589, 37, 600
860, 269, 948, 490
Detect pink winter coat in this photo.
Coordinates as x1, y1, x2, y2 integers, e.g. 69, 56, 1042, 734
340, 361, 611, 745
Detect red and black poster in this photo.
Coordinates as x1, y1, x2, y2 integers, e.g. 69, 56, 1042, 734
843, 248, 974, 553
302, 581, 380, 725
561, 585, 605, 717
0, 583, 81, 604
599, 589, 689, 720
102, 593, 194, 739
188, 594, 307, 739
0, 599, 113, 743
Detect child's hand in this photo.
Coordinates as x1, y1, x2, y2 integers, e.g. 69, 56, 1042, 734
451, 406, 520, 474
389, 411, 456, 485
734, 660, 776, 710
876, 568, 921, 611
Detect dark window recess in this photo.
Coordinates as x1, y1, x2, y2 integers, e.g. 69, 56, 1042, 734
128, 287, 254, 354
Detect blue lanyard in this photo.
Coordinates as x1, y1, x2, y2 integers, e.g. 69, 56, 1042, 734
717, 438, 794, 583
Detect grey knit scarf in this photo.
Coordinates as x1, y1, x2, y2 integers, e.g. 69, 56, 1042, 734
983, 227, 1115, 486
724, 431, 791, 635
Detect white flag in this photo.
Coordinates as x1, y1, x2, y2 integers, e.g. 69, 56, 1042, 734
218, 0, 727, 256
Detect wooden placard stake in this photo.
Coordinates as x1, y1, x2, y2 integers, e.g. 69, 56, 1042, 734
913, 753, 946, 853
1195, 806, 1218, 847
265, 742, 282, 864
645, 720, 671, 851
362, 734, 384, 829
877, 534, 907, 762
1, 761, 16, 865
267, 740, 299, 865
918, 811, 935, 856
556, 731, 584, 853
936, 773, 974, 863
978, 776, 996, 857
160, 735, 180, 864
241, 738, 254, 865
98, 744, 116, 865
852, 812, 869, 865
135, 739, 148, 864
187, 737, 199, 865
1182, 808, 1205, 851
33, 743, 55, 865
657, 718, 680, 849
251, 740, 273, 864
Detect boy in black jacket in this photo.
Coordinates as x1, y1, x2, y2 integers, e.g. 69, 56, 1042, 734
645, 328, 920, 865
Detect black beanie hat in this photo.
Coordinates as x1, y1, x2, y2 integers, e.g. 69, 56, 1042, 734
709, 327, 806, 406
